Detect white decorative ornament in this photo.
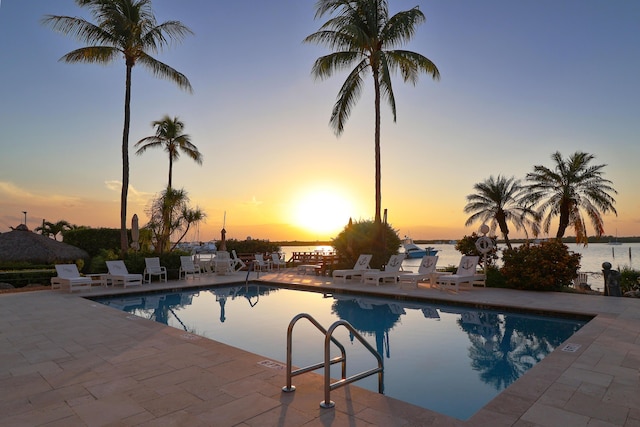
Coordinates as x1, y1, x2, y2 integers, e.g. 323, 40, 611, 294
475, 236, 494, 254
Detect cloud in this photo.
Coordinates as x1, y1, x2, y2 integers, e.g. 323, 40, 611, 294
104, 180, 154, 204
242, 196, 263, 207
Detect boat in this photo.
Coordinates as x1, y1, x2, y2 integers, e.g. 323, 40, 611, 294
608, 230, 622, 245
402, 236, 438, 259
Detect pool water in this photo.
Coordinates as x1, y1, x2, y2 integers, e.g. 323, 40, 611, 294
94, 285, 587, 420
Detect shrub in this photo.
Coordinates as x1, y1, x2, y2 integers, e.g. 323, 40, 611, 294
63, 228, 125, 257
224, 239, 280, 256
619, 266, 640, 293
332, 220, 401, 269
501, 240, 581, 291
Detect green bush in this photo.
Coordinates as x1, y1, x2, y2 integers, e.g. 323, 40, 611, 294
332, 220, 401, 269
0, 270, 56, 287
224, 239, 280, 256
63, 228, 125, 257
619, 266, 640, 293
501, 240, 581, 291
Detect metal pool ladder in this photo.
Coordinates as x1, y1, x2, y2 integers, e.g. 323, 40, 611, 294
282, 313, 384, 408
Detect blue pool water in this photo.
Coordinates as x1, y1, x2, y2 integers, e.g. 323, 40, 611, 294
93, 285, 587, 420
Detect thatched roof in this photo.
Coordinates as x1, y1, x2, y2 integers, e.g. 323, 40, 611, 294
0, 226, 89, 264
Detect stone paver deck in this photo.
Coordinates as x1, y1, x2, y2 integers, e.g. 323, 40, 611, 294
0, 268, 638, 426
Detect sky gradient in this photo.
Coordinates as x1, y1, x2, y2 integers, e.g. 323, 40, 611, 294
1, 1, 638, 243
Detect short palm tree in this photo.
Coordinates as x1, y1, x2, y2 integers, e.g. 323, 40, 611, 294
464, 175, 540, 249
305, 0, 440, 224
135, 115, 202, 188
525, 151, 617, 244
35, 220, 74, 241
42, 0, 193, 255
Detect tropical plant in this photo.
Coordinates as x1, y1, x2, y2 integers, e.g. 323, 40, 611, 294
305, 0, 439, 224
145, 187, 205, 253
135, 115, 202, 188
34, 220, 74, 240
332, 219, 401, 269
43, 0, 193, 255
464, 175, 540, 249
501, 240, 581, 291
525, 151, 617, 244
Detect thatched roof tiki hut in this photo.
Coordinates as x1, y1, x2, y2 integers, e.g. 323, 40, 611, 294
0, 225, 89, 264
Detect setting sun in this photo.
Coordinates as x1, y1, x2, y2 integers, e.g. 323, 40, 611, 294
292, 189, 354, 237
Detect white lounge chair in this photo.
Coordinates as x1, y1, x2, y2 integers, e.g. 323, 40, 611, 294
143, 257, 167, 283
213, 251, 234, 275
179, 256, 201, 280
435, 256, 485, 293
51, 264, 92, 292
398, 255, 441, 288
362, 254, 406, 285
231, 250, 246, 271
332, 254, 373, 283
253, 254, 271, 272
106, 260, 143, 287
271, 253, 287, 270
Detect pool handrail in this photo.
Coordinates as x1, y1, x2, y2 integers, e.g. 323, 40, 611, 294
282, 312, 384, 409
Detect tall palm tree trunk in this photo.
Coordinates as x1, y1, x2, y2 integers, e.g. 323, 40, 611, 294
168, 156, 173, 188
556, 203, 570, 239
120, 64, 133, 255
373, 69, 382, 225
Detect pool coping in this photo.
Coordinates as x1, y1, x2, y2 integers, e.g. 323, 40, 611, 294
1, 269, 638, 426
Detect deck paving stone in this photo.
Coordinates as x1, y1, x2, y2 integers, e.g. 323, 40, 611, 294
565, 390, 629, 425
241, 404, 315, 427
521, 402, 590, 426
194, 392, 282, 425
71, 394, 147, 426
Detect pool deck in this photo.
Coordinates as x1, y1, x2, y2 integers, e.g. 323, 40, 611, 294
0, 269, 638, 426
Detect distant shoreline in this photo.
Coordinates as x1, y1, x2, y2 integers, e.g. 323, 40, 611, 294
273, 237, 640, 246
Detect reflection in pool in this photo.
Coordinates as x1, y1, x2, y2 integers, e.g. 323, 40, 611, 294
93, 285, 587, 420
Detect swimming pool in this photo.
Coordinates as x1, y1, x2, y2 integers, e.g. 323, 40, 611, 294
93, 285, 587, 420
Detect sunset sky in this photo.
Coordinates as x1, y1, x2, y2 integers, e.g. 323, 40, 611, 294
1, 1, 638, 243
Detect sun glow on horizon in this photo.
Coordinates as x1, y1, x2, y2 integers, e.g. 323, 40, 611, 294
292, 189, 355, 237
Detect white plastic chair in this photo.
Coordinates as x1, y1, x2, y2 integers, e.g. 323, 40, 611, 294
271, 253, 286, 270
106, 260, 143, 287
143, 257, 167, 283
51, 264, 92, 292
179, 256, 201, 280
332, 254, 372, 283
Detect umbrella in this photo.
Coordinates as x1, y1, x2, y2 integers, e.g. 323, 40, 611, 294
0, 225, 89, 264
219, 227, 226, 251
131, 214, 140, 251
219, 211, 227, 251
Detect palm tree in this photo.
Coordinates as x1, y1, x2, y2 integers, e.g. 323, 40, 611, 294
42, 0, 193, 255
525, 151, 617, 244
135, 115, 202, 188
464, 175, 540, 249
305, 0, 439, 224
35, 220, 75, 241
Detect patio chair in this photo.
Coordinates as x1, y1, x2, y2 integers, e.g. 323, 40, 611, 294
179, 256, 201, 280
51, 264, 92, 292
143, 257, 167, 283
332, 254, 372, 283
213, 251, 234, 275
362, 254, 407, 285
398, 255, 441, 288
435, 256, 485, 293
271, 253, 287, 270
253, 253, 271, 272
106, 260, 143, 287
231, 250, 247, 271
